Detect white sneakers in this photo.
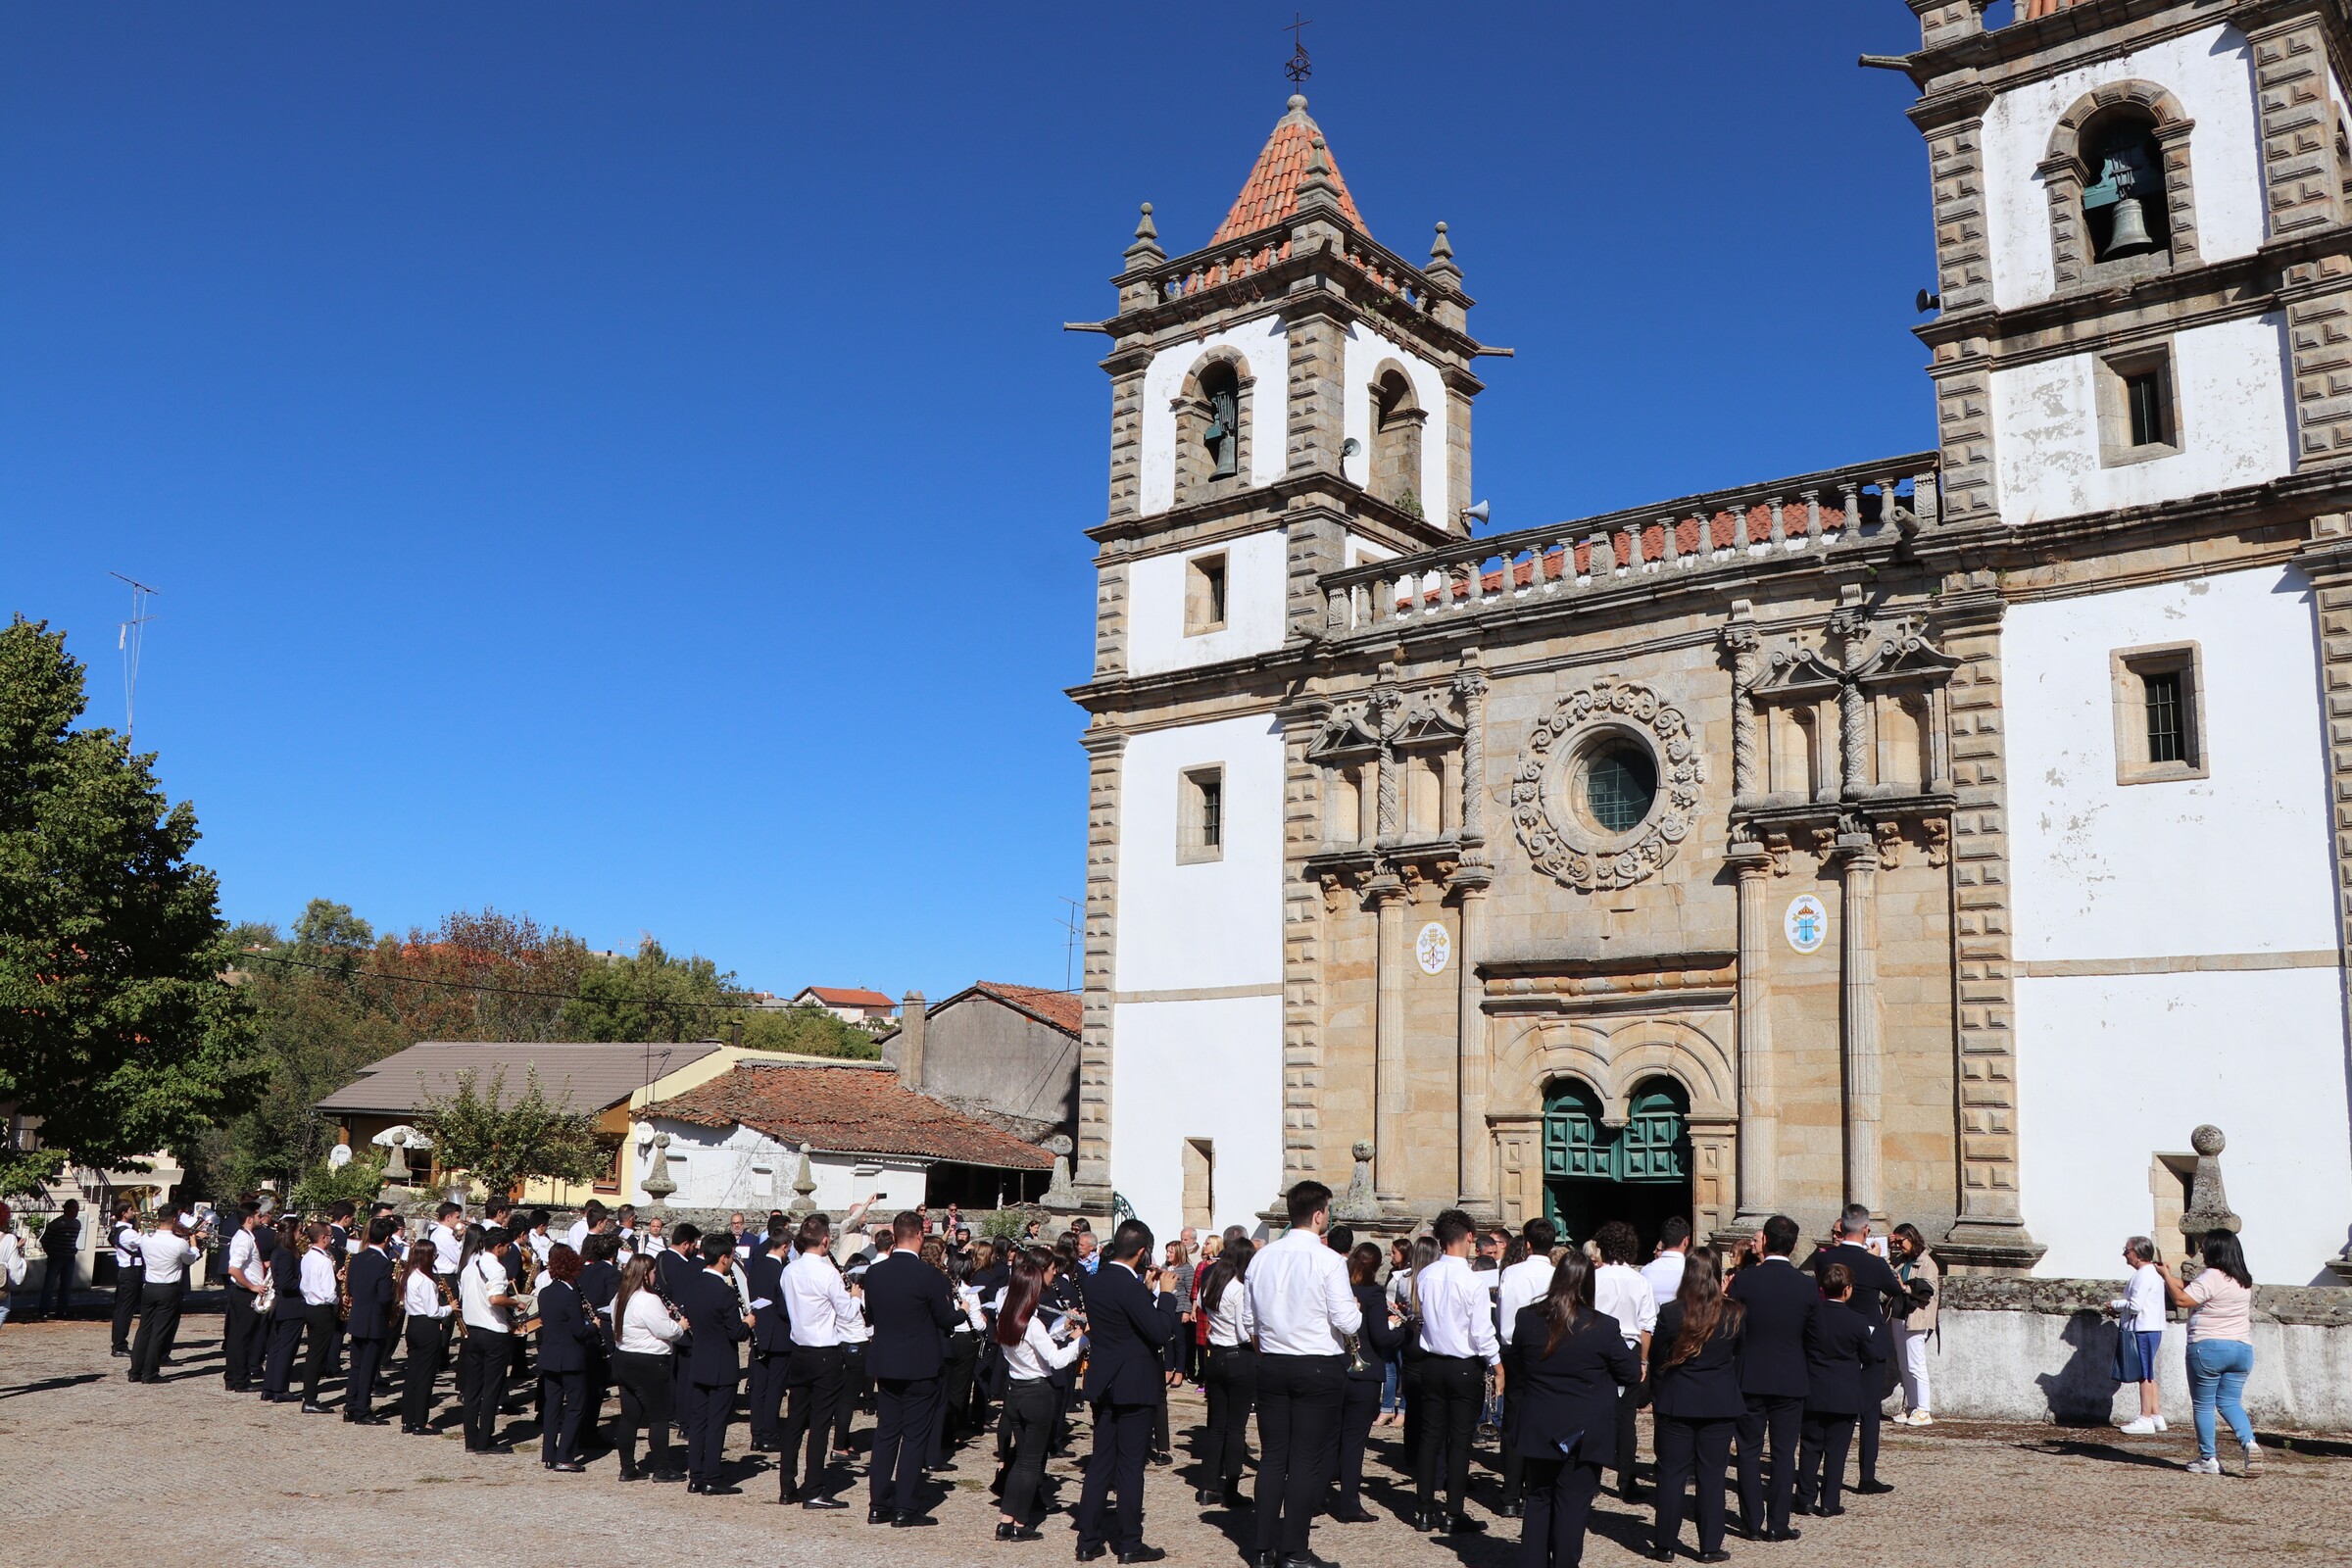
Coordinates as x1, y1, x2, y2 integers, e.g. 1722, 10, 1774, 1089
2155, 1415, 2169, 1432
1901, 1410, 1935, 1427
2118, 1416, 2159, 1435
2184, 1456, 2223, 1475
2242, 1442, 2262, 1476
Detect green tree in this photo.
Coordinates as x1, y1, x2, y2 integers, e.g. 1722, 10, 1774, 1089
563, 938, 733, 1044
418, 1065, 605, 1200
735, 1003, 882, 1060
288, 1147, 389, 1212
0, 617, 261, 1196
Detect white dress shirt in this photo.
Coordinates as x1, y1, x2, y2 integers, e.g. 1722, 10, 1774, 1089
2120, 1262, 2169, 1333
0, 1233, 24, 1289
225, 1227, 263, 1292
1593, 1262, 1659, 1346
1245, 1227, 1362, 1356
404, 1269, 453, 1319
1204, 1275, 1255, 1347
617, 1288, 685, 1355
1003, 1309, 1086, 1381
1641, 1250, 1687, 1310
1415, 1252, 1500, 1363
113, 1220, 142, 1269
299, 1249, 338, 1307
782, 1249, 861, 1347
565, 1218, 591, 1252
427, 1223, 463, 1274
461, 1252, 513, 1335
1495, 1254, 1555, 1347
135, 1231, 200, 1285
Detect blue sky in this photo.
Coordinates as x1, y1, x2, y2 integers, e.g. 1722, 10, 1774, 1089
4, 3, 1947, 999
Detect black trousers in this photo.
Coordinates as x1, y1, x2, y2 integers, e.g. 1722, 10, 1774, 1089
683, 1376, 733, 1484
1853, 1388, 1883, 1486
748, 1347, 787, 1448
1736, 1394, 1804, 1539
1796, 1411, 1856, 1514
999, 1378, 1058, 1523
836, 1344, 868, 1450
939, 1332, 981, 1459
264, 1315, 304, 1396
462, 1330, 509, 1449
1517, 1456, 1603, 1568
1333, 1375, 1382, 1513
220, 1286, 260, 1389
1251, 1352, 1346, 1556
541, 1368, 589, 1464
402, 1318, 444, 1428
127, 1281, 183, 1382
297, 1303, 336, 1405
1074, 1398, 1154, 1553
1652, 1414, 1736, 1554
111, 1264, 144, 1351
778, 1344, 845, 1495
1614, 1379, 1643, 1495
347, 1334, 389, 1417
1499, 1346, 1528, 1503
1414, 1353, 1485, 1517
612, 1349, 676, 1472
1200, 1343, 1256, 1487
870, 1374, 939, 1514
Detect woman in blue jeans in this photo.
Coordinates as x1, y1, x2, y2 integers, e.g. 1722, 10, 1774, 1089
2161, 1229, 2258, 1475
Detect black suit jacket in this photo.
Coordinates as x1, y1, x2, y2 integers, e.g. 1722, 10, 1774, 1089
537, 1280, 602, 1375
1649, 1300, 1744, 1420
1348, 1281, 1410, 1383
861, 1250, 958, 1382
1727, 1257, 1816, 1399
678, 1267, 749, 1387
1802, 1298, 1886, 1416
746, 1251, 793, 1352
270, 1249, 306, 1321
1077, 1261, 1181, 1405
345, 1248, 395, 1340
577, 1260, 619, 1352
1509, 1305, 1640, 1461
1813, 1242, 1905, 1324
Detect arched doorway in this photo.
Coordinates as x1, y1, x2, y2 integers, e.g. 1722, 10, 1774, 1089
1542, 1075, 1693, 1251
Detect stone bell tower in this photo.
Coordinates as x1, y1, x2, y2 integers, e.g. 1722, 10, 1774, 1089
1067, 94, 1496, 1226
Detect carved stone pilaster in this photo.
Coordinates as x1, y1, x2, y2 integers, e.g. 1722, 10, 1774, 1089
1729, 835, 1779, 1229
1448, 860, 1494, 1221
1075, 727, 1126, 1209
1833, 824, 1883, 1218
1368, 874, 1410, 1203
1451, 662, 1489, 846
1722, 621, 1763, 803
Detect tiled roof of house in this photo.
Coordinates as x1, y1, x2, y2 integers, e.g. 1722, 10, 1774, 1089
316, 1040, 723, 1116
1210, 94, 1368, 246
969, 982, 1082, 1039
798, 986, 895, 1009
650, 1061, 1054, 1170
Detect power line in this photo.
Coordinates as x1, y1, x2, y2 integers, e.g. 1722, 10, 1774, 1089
232, 948, 777, 1010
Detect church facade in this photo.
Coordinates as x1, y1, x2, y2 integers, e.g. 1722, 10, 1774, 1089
1067, 0, 2352, 1286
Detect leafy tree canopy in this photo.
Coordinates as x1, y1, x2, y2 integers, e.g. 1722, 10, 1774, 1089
418, 1065, 605, 1200
0, 617, 260, 1197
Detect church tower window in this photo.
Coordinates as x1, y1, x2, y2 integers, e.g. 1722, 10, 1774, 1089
2110, 642, 2206, 786
1200, 362, 1243, 480
2082, 114, 2169, 262
1179, 766, 1225, 862
1369, 368, 1425, 514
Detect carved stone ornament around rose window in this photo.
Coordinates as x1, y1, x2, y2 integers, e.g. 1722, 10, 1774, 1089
1510, 676, 1704, 892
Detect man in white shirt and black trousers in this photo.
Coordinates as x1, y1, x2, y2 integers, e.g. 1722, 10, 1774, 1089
127, 1209, 211, 1384
1245, 1180, 1361, 1568
778, 1214, 858, 1508
1412, 1209, 1500, 1536
220, 1202, 268, 1393
107, 1201, 143, 1355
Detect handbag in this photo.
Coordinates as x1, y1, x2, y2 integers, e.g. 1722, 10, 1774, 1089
2110, 1321, 2145, 1383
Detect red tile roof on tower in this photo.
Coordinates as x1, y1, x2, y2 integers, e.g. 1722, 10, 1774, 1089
650, 1061, 1053, 1169
970, 982, 1083, 1039
1210, 93, 1368, 247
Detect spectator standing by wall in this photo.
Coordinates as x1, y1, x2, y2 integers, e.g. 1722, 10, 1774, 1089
1888, 1222, 1939, 1427
2111, 1237, 2169, 1436
2161, 1230, 2258, 1476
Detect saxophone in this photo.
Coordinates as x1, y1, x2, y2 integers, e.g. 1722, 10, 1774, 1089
438, 1270, 467, 1341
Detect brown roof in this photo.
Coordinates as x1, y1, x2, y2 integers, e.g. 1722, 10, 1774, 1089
650, 1062, 1054, 1170
316, 1040, 724, 1116
1212, 95, 1368, 247
798, 986, 895, 1008
968, 982, 1082, 1039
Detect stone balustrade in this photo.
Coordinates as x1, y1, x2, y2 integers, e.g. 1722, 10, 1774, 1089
1322, 454, 1940, 637
1149, 226, 1441, 313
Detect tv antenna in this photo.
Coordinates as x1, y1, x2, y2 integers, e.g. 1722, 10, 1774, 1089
1284, 13, 1313, 84
109, 572, 161, 748
1056, 897, 1082, 993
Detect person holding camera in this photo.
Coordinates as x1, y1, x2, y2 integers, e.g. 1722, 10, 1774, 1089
1888, 1223, 1939, 1427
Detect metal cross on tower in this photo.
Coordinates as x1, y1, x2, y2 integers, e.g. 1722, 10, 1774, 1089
1284, 13, 1313, 84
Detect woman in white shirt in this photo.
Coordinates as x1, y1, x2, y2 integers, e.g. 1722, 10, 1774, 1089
457, 1227, 516, 1452
0, 1203, 25, 1326
1197, 1238, 1257, 1506
993, 1253, 1085, 1538
612, 1254, 686, 1482
292, 1222, 340, 1412
399, 1240, 456, 1434
2112, 1237, 2170, 1436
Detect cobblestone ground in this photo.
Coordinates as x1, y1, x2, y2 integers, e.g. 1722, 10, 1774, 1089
3, 1315, 2345, 1568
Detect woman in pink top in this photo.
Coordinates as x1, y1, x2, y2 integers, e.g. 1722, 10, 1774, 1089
2159, 1230, 2257, 1476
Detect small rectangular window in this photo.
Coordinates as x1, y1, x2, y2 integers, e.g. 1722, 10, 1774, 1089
2125, 370, 2167, 447
2111, 642, 2205, 784
2097, 345, 2180, 466
1178, 766, 1225, 862
1185, 553, 1229, 636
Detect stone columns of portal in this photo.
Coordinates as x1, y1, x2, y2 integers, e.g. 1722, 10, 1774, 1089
1370, 873, 1410, 1203
1835, 826, 1884, 1218
1729, 840, 1779, 1231
1449, 662, 1495, 1221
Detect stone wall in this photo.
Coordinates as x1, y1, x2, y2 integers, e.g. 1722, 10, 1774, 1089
1932, 1276, 2352, 1433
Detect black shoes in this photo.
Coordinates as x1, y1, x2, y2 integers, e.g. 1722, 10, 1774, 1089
1437, 1515, 1486, 1537
1150, 1450, 1173, 1466
1116, 1548, 1166, 1564
1003, 1526, 1045, 1543
803, 1494, 849, 1510
1695, 1554, 1732, 1565
549, 1461, 586, 1474
1643, 1549, 1677, 1564
702, 1482, 743, 1495
300, 1402, 331, 1414
1768, 1528, 1804, 1543
870, 1505, 895, 1525
1223, 1485, 1250, 1510
1853, 1480, 1894, 1495
1496, 1501, 1525, 1520
650, 1469, 687, 1484
1326, 1508, 1376, 1525
891, 1512, 934, 1528
618, 1465, 643, 1483
1075, 1544, 1106, 1562
1196, 1488, 1220, 1505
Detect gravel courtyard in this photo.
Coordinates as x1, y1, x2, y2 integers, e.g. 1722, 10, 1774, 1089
2, 1315, 2342, 1568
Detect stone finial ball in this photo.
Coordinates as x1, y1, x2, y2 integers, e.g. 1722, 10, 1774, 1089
1288, 93, 1307, 112
1351, 1139, 1375, 1161
2191, 1124, 2226, 1156
1045, 1134, 1073, 1156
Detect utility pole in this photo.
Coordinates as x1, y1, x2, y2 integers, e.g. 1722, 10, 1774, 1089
110, 572, 161, 749
1056, 897, 1081, 993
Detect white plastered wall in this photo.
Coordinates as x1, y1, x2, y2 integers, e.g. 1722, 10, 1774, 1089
2005, 565, 2352, 1283
1988, 313, 2291, 525
1341, 322, 1450, 517
633, 1117, 930, 1213
1110, 713, 1286, 1242
1983, 22, 2264, 312
1140, 315, 1289, 516
1126, 527, 1290, 676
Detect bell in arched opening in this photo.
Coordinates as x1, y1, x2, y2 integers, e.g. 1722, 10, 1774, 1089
2084, 120, 2167, 261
